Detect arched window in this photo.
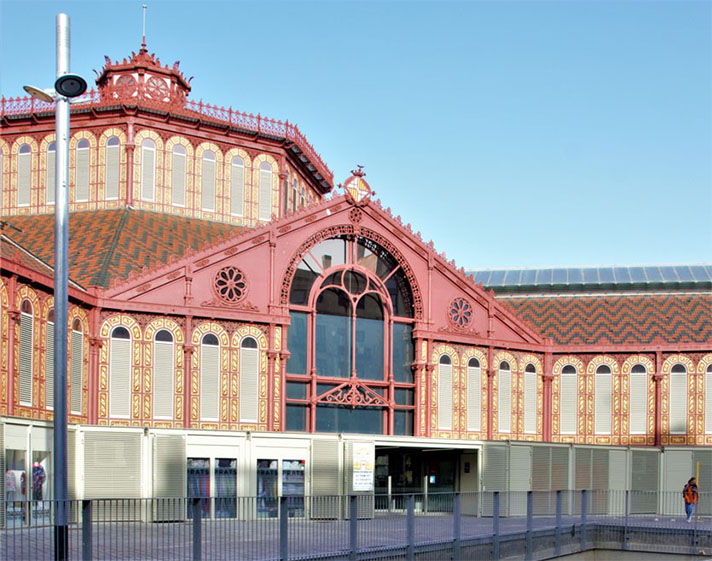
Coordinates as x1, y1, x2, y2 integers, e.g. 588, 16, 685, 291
75, 139, 90, 202
258, 161, 272, 221
19, 300, 33, 406
560, 365, 577, 434
109, 326, 131, 418
153, 329, 175, 419
706, 364, 712, 435
498, 361, 512, 433
201, 150, 216, 211
524, 363, 537, 434
200, 333, 220, 421
170, 145, 186, 207
46, 309, 55, 408
105, 136, 120, 200
17, 144, 31, 206
292, 178, 298, 212
594, 364, 612, 434
140, 139, 156, 201
46, 141, 56, 204
239, 337, 259, 422
466, 357, 481, 431
670, 364, 687, 435
629, 364, 647, 434
285, 235, 415, 435
70, 318, 83, 414
437, 355, 453, 430
300, 187, 306, 208
230, 156, 244, 216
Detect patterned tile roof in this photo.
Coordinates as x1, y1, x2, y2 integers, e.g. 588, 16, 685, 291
501, 294, 712, 345
2, 209, 240, 288
0, 234, 55, 279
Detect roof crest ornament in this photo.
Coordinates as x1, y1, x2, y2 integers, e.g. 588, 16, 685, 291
342, 165, 374, 205
141, 3, 148, 53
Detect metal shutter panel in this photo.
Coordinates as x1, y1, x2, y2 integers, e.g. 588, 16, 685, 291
311, 439, 341, 519
532, 446, 552, 514
467, 365, 481, 431
239, 347, 259, 422
630, 373, 647, 434
70, 330, 83, 414
590, 449, 610, 514
200, 155, 215, 211
608, 449, 627, 514
258, 167, 272, 221
230, 160, 244, 216
76, 146, 89, 201
669, 373, 687, 434
693, 450, 712, 515
200, 344, 220, 421
171, 151, 186, 206
153, 435, 186, 521
663, 450, 692, 515
18, 151, 31, 205
595, 373, 612, 434
706, 370, 712, 434
19, 312, 33, 405
153, 341, 174, 419
438, 362, 453, 430
109, 338, 131, 417
141, 145, 155, 201
560, 374, 577, 434
498, 369, 511, 433
509, 446, 531, 515
47, 148, 55, 203
482, 445, 507, 516
575, 448, 592, 490
524, 372, 537, 434
46, 321, 54, 408
105, 144, 120, 199
631, 450, 658, 513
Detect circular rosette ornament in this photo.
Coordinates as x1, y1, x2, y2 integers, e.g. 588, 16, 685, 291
448, 297, 473, 329
214, 266, 247, 304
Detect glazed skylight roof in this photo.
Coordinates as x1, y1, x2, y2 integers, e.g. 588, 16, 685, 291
470, 264, 712, 293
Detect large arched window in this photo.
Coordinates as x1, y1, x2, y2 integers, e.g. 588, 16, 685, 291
594, 364, 612, 434
466, 357, 481, 431
46, 141, 56, 204
629, 364, 647, 434
109, 326, 131, 418
239, 337, 259, 422
669, 364, 687, 435
285, 235, 415, 435
70, 318, 83, 415
19, 300, 34, 406
200, 333, 220, 421
498, 361, 511, 433
17, 144, 31, 206
258, 161, 272, 221
105, 136, 120, 200
201, 150, 216, 211
140, 139, 156, 201
153, 329, 174, 419
437, 355, 453, 430
523, 363, 537, 434
230, 155, 244, 216
75, 139, 90, 202
560, 365, 577, 434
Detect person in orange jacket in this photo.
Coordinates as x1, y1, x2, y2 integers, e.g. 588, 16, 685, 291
683, 477, 699, 523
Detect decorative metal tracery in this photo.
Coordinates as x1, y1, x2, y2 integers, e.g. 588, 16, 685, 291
448, 297, 473, 329
214, 266, 247, 304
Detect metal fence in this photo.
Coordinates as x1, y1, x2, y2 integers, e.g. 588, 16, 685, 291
2, 490, 711, 561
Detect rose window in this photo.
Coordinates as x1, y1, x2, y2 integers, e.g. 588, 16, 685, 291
145, 76, 169, 100
114, 75, 137, 96
214, 266, 247, 303
448, 297, 473, 329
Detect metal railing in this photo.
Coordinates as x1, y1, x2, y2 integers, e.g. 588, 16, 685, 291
1, 490, 710, 560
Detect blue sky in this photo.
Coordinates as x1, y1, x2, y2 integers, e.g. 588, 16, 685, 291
1, 0, 710, 269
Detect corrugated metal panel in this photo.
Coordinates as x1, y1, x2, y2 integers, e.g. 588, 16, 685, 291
706, 369, 712, 434
560, 374, 577, 434
76, 146, 90, 201
467, 365, 481, 431
532, 447, 550, 490
18, 151, 31, 206
109, 338, 131, 418
200, 344, 220, 421
70, 330, 83, 415
524, 372, 537, 434
575, 448, 592, 490
141, 145, 155, 201
693, 450, 712, 515
258, 166, 272, 221
19, 312, 33, 405
230, 159, 244, 216
84, 432, 141, 507
153, 341, 174, 419
595, 373, 612, 434
105, 144, 120, 199
509, 446, 531, 515
311, 439, 340, 519
498, 369, 511, 433
200, 155, 215, 211
669, 373, 687, 434
153, 435, 186, 521
608, 449, 626, 514
46, 321, 54, 408
631, 450, 658, 513
438, 362, 453, 430
171, 150, 186, 206
663, 450, 692, 515
629, 373, 647, 434
46, 148, 55, 204
239, 347, 259, 423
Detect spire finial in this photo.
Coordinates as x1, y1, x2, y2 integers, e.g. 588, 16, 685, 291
141, 4, 147, 51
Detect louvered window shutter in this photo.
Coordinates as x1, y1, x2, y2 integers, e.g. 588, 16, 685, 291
105, 143, 120, 199
109, 338, 131, 418
258, 164, 272, 221
18, 150, 31, 206
201, 153, 216, 211
239, 347, 259, 422
230, 158, 244, 216
153, 341, 174, 419
560, 374, 577, 434
76, 144, 90, 201
70, 330, 83, 414
84, 432, 141, 500
141, 144, 155, 201
629, 373, 647, 434
45, 321, 54, 408
438, 361, 453, 430
595, 373, 612, 434
669, 372, 687, 434
47, 146, 56, 204
200, 343, 220, 421
467, 364, 481, 431
498, 369, 511, 433
171, 149, 186, 206
19, 312, 33, 405
524, 372, 537, 434
706, 367, 712, 434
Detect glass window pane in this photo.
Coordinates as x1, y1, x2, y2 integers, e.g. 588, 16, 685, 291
355, 295, 384, 380
256, 460, 278, 518
315, 405, 383, 434
286, 312, 308, 375
394, 389, 414, 405
214, 459, 236, 519
536, 269, 553, 284
310, 238, 347, 270
568, 268, 584, 284
386, 270, 414, 318
290, 265, 319, 305
286, 405, 307, 431
583, 268, 599, 283
520, 269, 537, 285
489, 270, 506, 285
629, 267, 647, 282
675, 266, 693, 282
645, 266, 663, 282
392, 323, 414, 383
286, 382, 307, 400
613, 267, 632, 283
316, 290, 352, 378
552, 269, 567, 284
394, 410, 413, 436
598, 268, 614, 283
356, 237, 398, 279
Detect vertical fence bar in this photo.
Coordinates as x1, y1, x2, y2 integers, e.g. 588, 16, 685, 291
406, 494, 415, 561
82, 500, 92, 561
453, 492, 461, 561
192, 498, 202, 561
555, 490, 562, 557
580, 490, 587, 551
622, 490, 629, 550
525, 491, 533, 560
280, 497, 288, 561
493, 492, 500, 561
349, 495, 358, 561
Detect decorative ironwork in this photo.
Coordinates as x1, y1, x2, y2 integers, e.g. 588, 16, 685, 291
448, 297, 473, 329
317, 381, 389, 408
145, 77, 169, 100
214, 266, 247, 304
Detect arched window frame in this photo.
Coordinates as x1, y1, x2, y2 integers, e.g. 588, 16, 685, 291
466, 357, 481, 432
498, 361, 512, 433
75, 138, 90, 202
140, 138, 156, 201
200, 149, 216, 212
560, 365, 577, 435
70, 318, 83, 415
46, 309, 55, 409
523, 363, 537, 434
258, 161, 273, 221
46, 141, 56, 204
292, 178, 298, 212
153, 329, 175, 420
105, 136, 120, 200
594, 364, 612, 435
200, 333, 220, 421
19, 299, 34, 406
669, 363, 687, 435
17, 144, 32, 207
109, 326, 131, 418
629, 364, 647, 435
239, 337, 259, 423
437, 354, 453, 430
171, 144, 187, 207
230, 155, 245, 216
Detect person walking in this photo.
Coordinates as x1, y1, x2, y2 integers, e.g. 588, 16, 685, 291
683, 477, 699, 523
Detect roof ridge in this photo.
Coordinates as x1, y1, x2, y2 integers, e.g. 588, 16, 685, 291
93, 207, 131, 287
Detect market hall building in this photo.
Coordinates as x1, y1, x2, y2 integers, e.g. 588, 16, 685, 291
1, 45, 711, 523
